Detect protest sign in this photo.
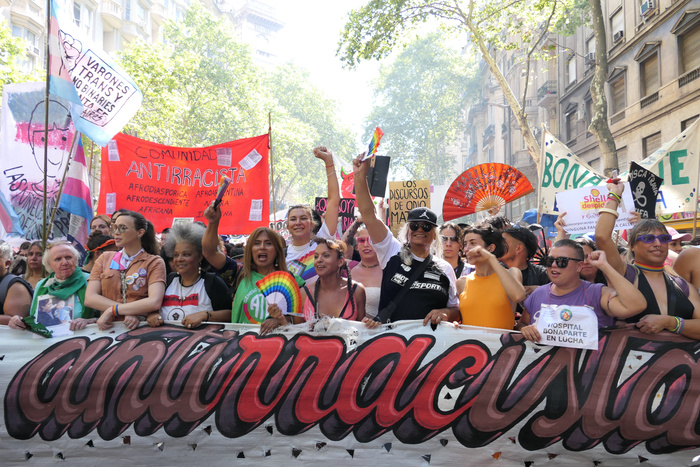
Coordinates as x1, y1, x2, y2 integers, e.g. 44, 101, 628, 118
0, 321, 698, 464
98, 133, 269, 234
315, 197, 356, 233
555, 183, 635, 234
0, 82, 76, 239
388, 180, 431, 236
534, 304, 599, 350
621, 118, 700, 215
48, 0, 142, 145
540, 131, 606, 214
628, 161, 663, 219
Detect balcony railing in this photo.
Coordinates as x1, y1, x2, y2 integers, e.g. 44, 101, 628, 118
537, 80, 557, 107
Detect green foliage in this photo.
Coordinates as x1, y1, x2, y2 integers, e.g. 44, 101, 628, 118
364, 33, 478, 184
119, 2, 266, 146
338, 0, 588, 68
265, 63, 356, 204
118, 3, 355, 206
0, 23, 41, 102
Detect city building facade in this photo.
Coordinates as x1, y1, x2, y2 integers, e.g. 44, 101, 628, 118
462, 0, 700, 224
1, 0, 283, 73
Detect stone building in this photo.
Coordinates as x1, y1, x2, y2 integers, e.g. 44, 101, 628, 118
1, 0, 283, 72
462, 0, 700, 224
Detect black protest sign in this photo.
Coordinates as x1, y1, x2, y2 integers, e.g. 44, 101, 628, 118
315, 197, 357, 233
628, 161, 663, 219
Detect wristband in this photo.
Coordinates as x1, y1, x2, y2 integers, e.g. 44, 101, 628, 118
670, 316, 680, 332
607, 192, 622, 203
205, 311, 211, 322
675, 317, 685, 334
112, 305, 119, 317
598, 207, 619, 218
327, 170, 335, 177
325, 163, 335, 168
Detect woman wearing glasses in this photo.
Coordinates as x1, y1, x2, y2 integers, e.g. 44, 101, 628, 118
439, 223, 472, 278
353, 156, 459, 324
457, 224, 526, 330
86, 211, 167, 331
596, 181, 700, 337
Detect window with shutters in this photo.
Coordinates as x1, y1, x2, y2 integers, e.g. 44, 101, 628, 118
610, 74, 626, 115
643, 133, 662, 159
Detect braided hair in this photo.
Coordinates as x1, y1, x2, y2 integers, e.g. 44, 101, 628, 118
312, 238, 356, 319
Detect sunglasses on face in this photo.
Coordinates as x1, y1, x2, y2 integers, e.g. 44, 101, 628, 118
543, 256, 582, 268
409, 222, 433, 232
441, 235, 459, 243
356, 237, 370, 244
636, 234, 672, 244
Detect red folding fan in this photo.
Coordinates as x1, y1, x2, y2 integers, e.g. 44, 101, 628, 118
442, 163, 534, 221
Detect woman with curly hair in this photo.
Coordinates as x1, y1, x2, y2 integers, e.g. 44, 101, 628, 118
302, 238, 365, 321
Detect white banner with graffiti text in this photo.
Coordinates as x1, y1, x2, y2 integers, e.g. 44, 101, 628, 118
1, 321, 699, 465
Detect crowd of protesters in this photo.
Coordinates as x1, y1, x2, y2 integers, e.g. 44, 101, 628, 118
1, 148, 700, 344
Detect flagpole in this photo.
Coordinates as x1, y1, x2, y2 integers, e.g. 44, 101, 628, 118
48, 134, 80, 235
41, 0, 52, 250
536, 122, 547, 224
268, 112, 278, 225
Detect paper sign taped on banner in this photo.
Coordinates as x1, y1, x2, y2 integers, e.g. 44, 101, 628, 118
105, 193, 116, 213
249, 199, 263, 221
555, 183, 635, 234
216, 148, 232, 166
535, 304, 599, 350
108, 140, 119, 161
240, 149, 262, 170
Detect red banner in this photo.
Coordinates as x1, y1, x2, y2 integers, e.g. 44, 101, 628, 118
98, 133, 269, 234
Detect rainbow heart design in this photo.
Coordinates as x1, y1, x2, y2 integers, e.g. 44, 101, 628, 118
288, 250, 316, 281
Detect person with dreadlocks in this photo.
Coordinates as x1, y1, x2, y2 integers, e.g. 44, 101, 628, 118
300, 238, 365, 321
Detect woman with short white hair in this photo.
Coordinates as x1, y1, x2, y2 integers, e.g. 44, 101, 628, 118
9, 241, 97, 331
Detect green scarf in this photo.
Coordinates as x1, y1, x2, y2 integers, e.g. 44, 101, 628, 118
31, 268, 90, 318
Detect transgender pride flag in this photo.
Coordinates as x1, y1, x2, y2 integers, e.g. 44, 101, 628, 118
59, 136, 92, 243
0, 192, 24, 239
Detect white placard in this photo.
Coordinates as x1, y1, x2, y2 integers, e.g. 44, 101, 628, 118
535, 304, 599, 350
554, 183, 635, 234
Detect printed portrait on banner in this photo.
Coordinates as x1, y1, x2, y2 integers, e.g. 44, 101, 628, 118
0, 82, 77, 239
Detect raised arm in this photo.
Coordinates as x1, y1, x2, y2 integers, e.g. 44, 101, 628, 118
592, 250, 646, 318
352, 154, 388, 244
202, 202, 227, 270
594, 181, 626, 276
314, 147, 340, 237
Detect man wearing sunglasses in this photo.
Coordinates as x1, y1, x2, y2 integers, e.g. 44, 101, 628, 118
596, 181, 700, 338
519, 240, 647, 343
353, 155, 458, 325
